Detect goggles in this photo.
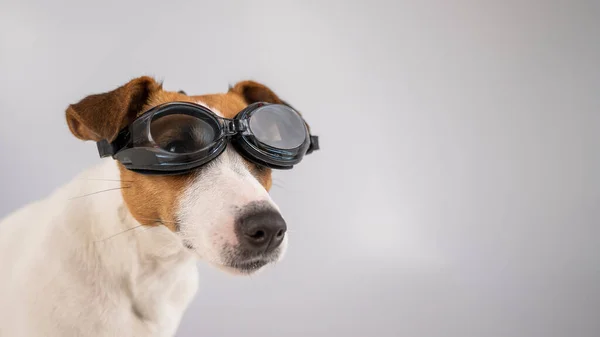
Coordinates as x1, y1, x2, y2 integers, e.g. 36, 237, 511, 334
96, 101, 319, 175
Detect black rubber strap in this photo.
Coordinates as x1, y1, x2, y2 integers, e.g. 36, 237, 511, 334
97, 128, 131, 158
306, 135, 319, 154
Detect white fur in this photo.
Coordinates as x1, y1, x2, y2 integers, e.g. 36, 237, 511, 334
0, 160, 198, 336
177, 148, 286, 269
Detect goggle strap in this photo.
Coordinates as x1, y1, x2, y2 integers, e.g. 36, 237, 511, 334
97, 140, 114, 158
307, 135, 320, 154
97, 128, 131, 158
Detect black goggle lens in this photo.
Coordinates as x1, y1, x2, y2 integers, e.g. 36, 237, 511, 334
248, 105, 307, 150
150, 113, 218, 154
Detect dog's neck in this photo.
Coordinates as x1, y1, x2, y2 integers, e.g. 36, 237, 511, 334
43, 159, 199, 334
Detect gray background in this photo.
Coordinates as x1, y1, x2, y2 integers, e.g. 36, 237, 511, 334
1, 0, 599, 336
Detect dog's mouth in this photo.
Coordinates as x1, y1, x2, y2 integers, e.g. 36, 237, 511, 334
182, 239, 284, 274
221, 247, 283, 274
226, 259, 270, 273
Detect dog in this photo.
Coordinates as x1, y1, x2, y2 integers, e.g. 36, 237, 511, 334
0, 77, 317, 336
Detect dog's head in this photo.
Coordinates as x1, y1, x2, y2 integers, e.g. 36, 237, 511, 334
66, 76, 295, 274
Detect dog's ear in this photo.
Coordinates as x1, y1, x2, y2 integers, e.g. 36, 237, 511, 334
229, 81, 310, 131
230, 80, 311, 131
66, 76, 162, 142
229, 81, 284, 105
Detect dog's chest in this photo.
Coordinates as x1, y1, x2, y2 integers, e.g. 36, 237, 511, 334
115, 217, 200, 336
127, 254, 199, 336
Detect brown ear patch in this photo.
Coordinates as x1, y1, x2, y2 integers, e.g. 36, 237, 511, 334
229, 80, 283, 105
66, 76, 162, 142
230, 81, 312, 140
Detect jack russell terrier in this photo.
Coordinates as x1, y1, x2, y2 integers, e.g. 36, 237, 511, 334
0, 77, 319, 336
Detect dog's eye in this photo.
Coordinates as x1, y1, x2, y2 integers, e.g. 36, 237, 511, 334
165, 140, 191, 153
151, 114, 216, 154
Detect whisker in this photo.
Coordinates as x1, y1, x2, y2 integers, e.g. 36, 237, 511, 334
94, 223, 145, 242
271, 185, 303, 193
84, 178, 135, 183
69, 186, 131, 200
134, 217, 179, 225
271, 178, 304, 192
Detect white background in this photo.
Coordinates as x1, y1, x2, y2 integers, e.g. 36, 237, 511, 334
1, 0, 599, 336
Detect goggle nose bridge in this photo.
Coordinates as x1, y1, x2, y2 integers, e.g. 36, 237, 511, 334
223, 118, 249, 136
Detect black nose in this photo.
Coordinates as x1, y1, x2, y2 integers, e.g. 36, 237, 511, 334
235, 209, 287, 253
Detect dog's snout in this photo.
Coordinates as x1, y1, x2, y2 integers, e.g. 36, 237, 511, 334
236, 209, 287, 253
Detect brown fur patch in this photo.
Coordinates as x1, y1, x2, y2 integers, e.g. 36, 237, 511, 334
229, 81, 283, 105
189, 92, 248, 119
118, 165, 192, 231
